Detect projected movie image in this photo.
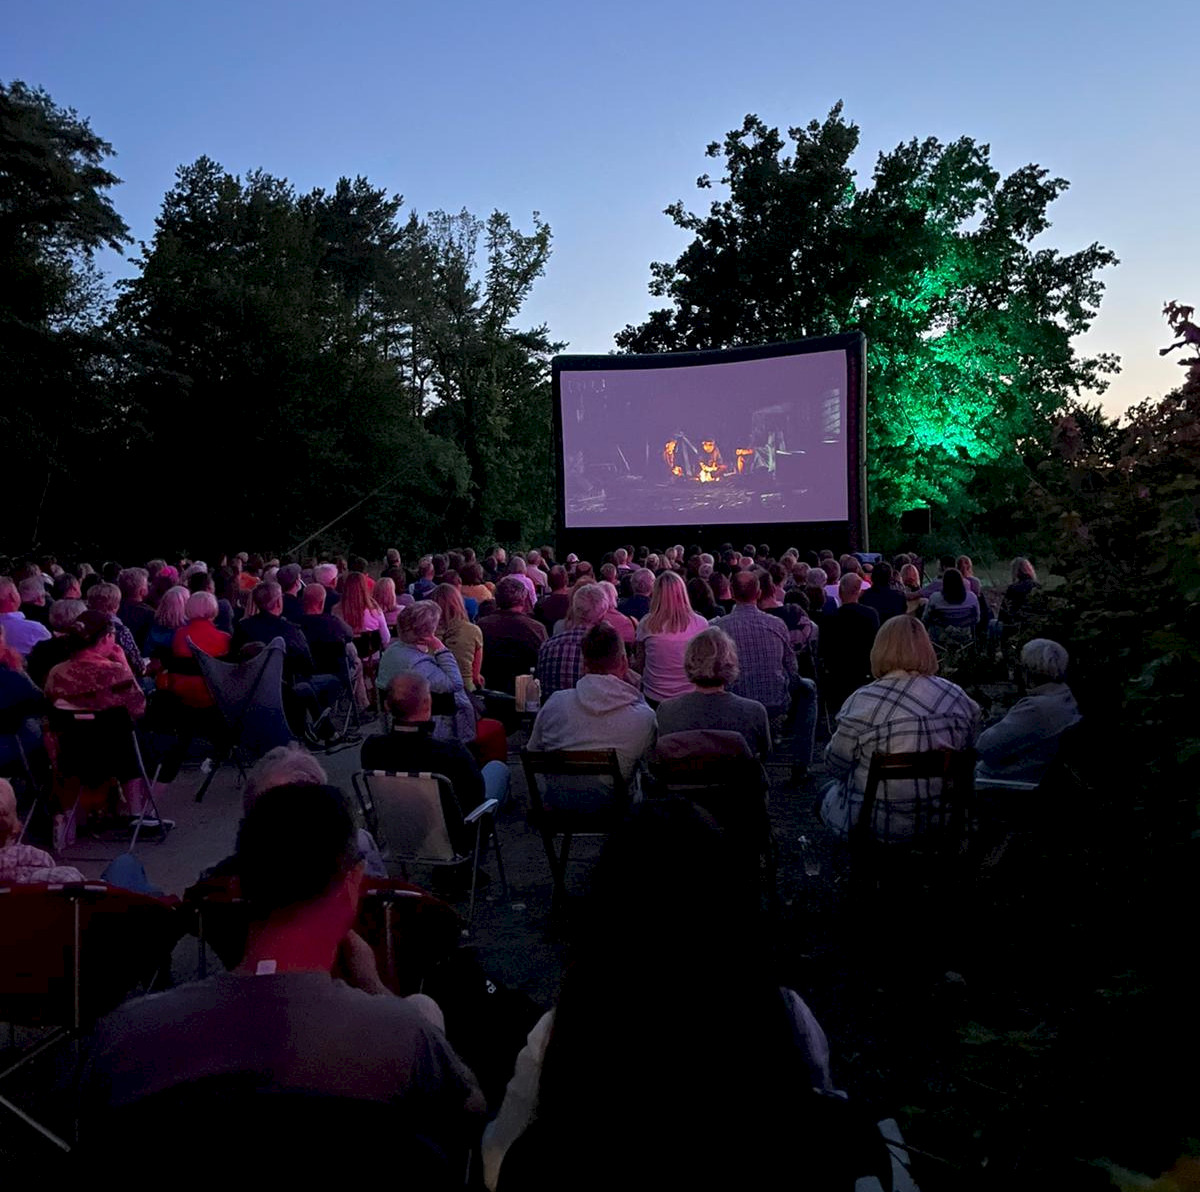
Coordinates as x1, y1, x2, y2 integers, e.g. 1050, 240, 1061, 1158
559, 349, 850, 529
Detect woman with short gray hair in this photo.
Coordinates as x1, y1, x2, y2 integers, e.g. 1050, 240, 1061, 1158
653, 628, 771, 758
976, 638, 1080, 786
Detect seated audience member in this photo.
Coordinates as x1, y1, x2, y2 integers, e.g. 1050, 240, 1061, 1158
528, 623, 656, 787
431, 584, 483, 694
205, 744, 386, 880
598, 581, 637, 647
313, 563, 342, 612
87, 581, 146, 678
821, 559, 841, 608
0, 631, 46, 778
478, 577, 547, 696
460, 562, 495, 607
162, 591, 231, 709
976, 639, 1081, 785
525, 550, 549, 591
686, 576, 721, 622
922, 567, 980, 643
633, 572, 710, 707
339, 571, 391, 650
143, 585, 190, 663
919, 555, 957, 599
998, 556, 1040, 627
362, 675, 510, 818
80, 783, 483, 1157
821, 573, 880, 713
481, 799, 880, 1192
26, 597, 84, 688
0, 778, 84, 883
533, 566, 571, 631
617, 568, 654, 622
377, 601, 476, 747
18, 576, 51, 627
900, 564, 927, 617
713, 571, 818, 777
409, 560, 437, 601
758, 566, 814, 648
375, 577, 401, 630
277, 563, 305, 623
45, 611, 170, 829
535, 584, 610, 701
820, 616, 980, 840
505, 557, 538, 609
0, 577, 52, 656
709, 571, 734, 614
859, 562, 906, 625
654, 628, 771, 758
117, 568, 154, 649
52, 572, 82, 603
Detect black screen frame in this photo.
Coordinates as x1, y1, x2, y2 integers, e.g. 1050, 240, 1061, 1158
551, 332, 867, 557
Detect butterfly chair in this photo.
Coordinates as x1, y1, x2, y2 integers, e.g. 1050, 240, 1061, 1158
307, 638, 364, 742
47, 705, 172, 848
189, 637, 292, 802
1, 703, 46, 844
0, 880, 180, 1151
647, 730, 775, 901
351, 770, 507, 929
353, 630, 383, 713
519, 748, 629, 912
849, 748, 976, 899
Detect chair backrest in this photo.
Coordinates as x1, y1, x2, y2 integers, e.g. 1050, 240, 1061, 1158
309, 638, 352, 679
857, 748, 976, 845
190, 636, 292, 760
0, 881, 179, 1028
353, 630, 382, 660
358, 770, 465, 864
46, 705, 139, 787
520, 749, 628, 822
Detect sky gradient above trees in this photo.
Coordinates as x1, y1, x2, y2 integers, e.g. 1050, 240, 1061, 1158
6, 0, 1195, 416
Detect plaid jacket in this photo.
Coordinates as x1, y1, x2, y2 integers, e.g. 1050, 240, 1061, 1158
820, 673, 980, 840
713, 604, 798, 711
535, 627, 589, 699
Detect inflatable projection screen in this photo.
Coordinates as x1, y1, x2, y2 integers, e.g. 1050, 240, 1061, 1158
552, 332, 867, 547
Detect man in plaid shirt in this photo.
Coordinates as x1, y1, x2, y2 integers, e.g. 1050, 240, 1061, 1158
535, 584, 610, 699
713, 571, 817, 775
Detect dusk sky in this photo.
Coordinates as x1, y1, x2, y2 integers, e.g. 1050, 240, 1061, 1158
7, 0, 1193, 416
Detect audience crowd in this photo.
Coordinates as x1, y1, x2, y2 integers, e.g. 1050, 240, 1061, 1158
0, 538, 1065, 1181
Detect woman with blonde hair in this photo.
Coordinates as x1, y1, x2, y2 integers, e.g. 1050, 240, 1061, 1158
375, 577, 401, 630
819, 616, 979, 840
633, 571, 709, 705
430, 583, 483, 693
143, 585, 190, 663
899, 564, 926, 618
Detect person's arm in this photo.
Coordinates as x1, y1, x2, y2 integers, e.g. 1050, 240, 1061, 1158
823, 710, 860, 777
975, 699, 1039, 767
471, 640, 483, 689
374, 610, 390, 648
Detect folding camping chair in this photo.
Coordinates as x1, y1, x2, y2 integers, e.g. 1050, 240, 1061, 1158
519, 749, 629, 912
0, 704, 45, 844
189, 636, 292, 802
0, 880, 180, 1151
351, 770, 507, 928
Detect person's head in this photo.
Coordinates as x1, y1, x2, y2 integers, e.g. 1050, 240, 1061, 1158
430, 582, 468, 629
184, 591, 219, 624
686, 576, 715, 613
547, 565, 568, 593
17, 576, 46, 606
631, 568, 654, 598
0, 778, 20, 847
567, 583, 609, 629
48, 597, 85, 634
872, 561, 893, 590
494, 575, 529, 613
339, 572, 375, 631
838, 572, 862, 603
52, 573, 81, 601
806, 566, 827, 591
67, 609, 115, 655
823, 559, 840, 584
313, 563, 339, 588
940, 568, 967, 604
508, 556, 527, 576
385, 673, 433, 723
1020, 638, 1069, 684
234, 783, 362, 930
955, 555, 974, 579
643, 570, 695, 635
598, 562, 618, 585
892, 553, 912, 572
431, 554, 447, 577
277, 563, 302, 594
1012, 557, 1037, 583
580, 622, 626, 677
840, 556, 861, 577
85, 581, 122, 617
385, 548, 401, 568
461, 562, 485, 587
253, 581, 283, 616
870, 615, 939, 678
296, 583, 325, 616
243, 743, 327, 813
187, 569, 214, 596
154, 586, 190, 630
684, 627, 739, 690
375, 577, 397, 612
900, 563, 921, 590
396, 600, 440, 644
1, 578, 25, 615
730, 570, 760, 605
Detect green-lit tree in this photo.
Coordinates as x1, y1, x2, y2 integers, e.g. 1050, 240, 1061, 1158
0, 80, 131, 554
616, 106, 1119, 536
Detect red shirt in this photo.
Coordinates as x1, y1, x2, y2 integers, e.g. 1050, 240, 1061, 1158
164, 619, 231, 707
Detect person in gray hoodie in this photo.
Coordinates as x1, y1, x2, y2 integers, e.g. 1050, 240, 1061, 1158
528, 622, 657, 793
976, 638, 1081, 785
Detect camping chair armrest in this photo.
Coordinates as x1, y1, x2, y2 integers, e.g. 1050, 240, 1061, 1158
974, 778, 1039, 792
464, 798, 499, 824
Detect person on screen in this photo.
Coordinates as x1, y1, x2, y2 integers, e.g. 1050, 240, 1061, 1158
698, 439, 728, 482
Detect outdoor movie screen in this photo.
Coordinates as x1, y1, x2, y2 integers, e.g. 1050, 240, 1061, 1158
555, 340, 857, 530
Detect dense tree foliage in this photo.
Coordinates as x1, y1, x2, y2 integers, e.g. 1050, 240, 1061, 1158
617, 106, 1119, 533
1, 81, 556, 561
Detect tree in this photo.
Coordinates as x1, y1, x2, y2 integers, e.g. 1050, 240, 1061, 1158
0, 79, 131, 553
616, 106, 1118, 534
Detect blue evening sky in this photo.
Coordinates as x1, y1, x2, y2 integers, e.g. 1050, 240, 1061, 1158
7, 0, 1193, 415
